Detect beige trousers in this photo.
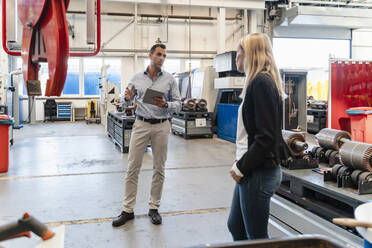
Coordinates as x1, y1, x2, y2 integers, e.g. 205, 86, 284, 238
123, 119, 171, 213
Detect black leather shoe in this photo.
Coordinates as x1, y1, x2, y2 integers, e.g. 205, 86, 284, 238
148, 209, 162, 225
112, 211, 134, 227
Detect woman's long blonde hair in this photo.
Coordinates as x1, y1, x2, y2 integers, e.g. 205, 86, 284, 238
240, 33, 283, 98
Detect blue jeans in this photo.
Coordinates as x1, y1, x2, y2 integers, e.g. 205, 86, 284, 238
227, 165, 282, 241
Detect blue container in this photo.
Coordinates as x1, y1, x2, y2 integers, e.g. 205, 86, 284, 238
217, 103, 240, 143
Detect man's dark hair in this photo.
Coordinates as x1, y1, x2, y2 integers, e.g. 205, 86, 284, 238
150, 44, 166, 54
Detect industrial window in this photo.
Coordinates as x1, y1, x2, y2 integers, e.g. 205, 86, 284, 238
63, 58, 80, 95
163, 59, 181, 74
273, 38, 350, 69
84, 58, 102, 96
103, 58, 122, 94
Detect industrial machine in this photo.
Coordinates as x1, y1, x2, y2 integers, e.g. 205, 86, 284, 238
213, 51, 244, 143
281, 130, 318, 170
172, 67, 216, 139
311, 128, 372, 195
2, 0, 102, 96
276, 127, 372, 244
307, 99, 328, 134
99, 65, 119, 131
190, 66, 218, 113
171, 111, 214, 139
281, 69, 307, 131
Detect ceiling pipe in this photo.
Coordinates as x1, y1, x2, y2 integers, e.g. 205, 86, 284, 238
67, 10, 242, 21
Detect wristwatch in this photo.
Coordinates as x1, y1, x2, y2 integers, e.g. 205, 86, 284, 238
162, 102, 168, 108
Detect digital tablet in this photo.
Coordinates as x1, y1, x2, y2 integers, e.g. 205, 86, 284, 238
143, 88, 165, 105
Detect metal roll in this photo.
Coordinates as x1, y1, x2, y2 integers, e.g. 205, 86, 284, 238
195, 99, 208, 111
339, 141, 372, 172
331, 164, 343, 178
183, 98, 196, 111
282, 130, 308, 156
315, 128, 351, 150
351, 170, 363, 185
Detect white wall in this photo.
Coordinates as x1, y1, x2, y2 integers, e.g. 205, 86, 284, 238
352, 29, 372, 60
67, 13, 241, 55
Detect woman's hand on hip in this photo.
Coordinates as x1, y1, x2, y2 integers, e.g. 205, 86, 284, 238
230, 170, 242, 184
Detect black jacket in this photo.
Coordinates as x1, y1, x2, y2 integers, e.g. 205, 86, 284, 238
236, 73, 284, 176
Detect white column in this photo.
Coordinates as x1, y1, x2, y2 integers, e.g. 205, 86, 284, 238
217, 7, 226, 54
249, 10, 258, 34
243, 9, 249, 36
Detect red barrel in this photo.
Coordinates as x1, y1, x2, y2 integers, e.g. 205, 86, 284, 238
0, 115, 12, 173
346, 107, 372, 144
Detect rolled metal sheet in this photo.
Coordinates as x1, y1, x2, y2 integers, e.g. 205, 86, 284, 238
340, 141, 372, 172
282, 130, 307, 156
183, 98, 196, 111
315, 128, 351, 150
196, 99, 208, 111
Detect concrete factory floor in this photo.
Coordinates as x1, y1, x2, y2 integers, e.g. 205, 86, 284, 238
1, 122, 295, 248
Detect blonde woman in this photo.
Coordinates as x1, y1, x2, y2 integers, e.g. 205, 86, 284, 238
227, 33, 284, 240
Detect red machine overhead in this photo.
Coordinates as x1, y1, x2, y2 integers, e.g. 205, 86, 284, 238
2, 0, 101, 96
19, 0, 70, 96
330, 60, 372, 132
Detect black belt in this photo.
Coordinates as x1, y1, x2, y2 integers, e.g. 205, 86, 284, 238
136, 115, 168, 124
